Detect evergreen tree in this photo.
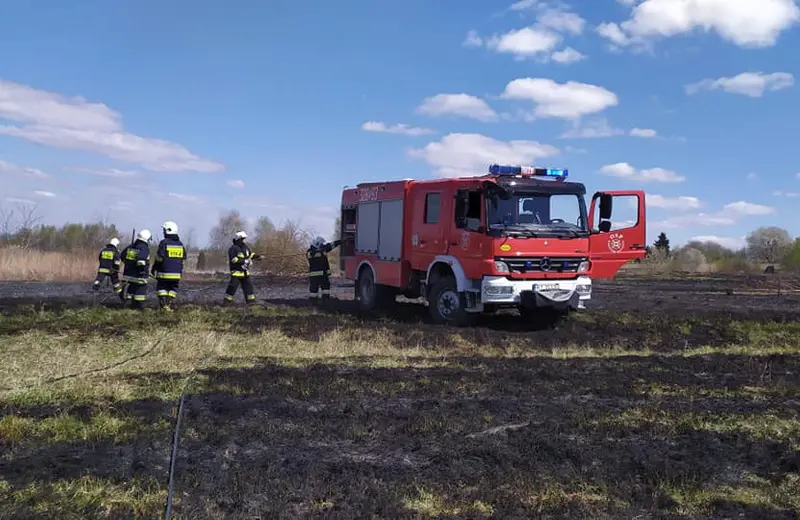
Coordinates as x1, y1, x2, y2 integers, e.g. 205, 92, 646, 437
653, 232, 670, 255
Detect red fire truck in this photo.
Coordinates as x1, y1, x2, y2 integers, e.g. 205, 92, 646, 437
338, 164, 646, 325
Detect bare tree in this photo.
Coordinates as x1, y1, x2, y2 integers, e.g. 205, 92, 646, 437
184, 227, 197, 251
254, 216, 275, 239
0, 202, 41, 249
746, 226, 792, 265
208, 210, 248, 251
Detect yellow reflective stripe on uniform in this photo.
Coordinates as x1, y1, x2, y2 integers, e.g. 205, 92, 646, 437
157, 290, 169, 297
167, 291, 177, 298
133, 295, 147, 301
98, 268, 110, 274
309, 270, 324, 276
236, 253, 245, 258
232, 271, 245, 278
156, 273, 181, 280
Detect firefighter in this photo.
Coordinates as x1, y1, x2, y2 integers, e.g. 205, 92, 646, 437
120, 229, 152, 309
92, 237, 123, 297
151, 221, 185, 311
307, 235, 343, 301
223, 231, 263, 304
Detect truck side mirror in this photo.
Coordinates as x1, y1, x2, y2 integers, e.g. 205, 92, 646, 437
599, 193, 613, 220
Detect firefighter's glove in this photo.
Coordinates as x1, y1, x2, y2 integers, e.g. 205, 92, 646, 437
242, 258, 251, 268
252, 254, 264, 261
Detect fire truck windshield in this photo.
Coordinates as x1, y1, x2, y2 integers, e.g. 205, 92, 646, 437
486, 192, 588, 238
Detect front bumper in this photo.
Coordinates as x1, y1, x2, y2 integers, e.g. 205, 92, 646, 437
481, 275, 592, 309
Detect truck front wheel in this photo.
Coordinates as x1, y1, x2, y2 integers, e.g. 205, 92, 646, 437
428, 276, 474, 326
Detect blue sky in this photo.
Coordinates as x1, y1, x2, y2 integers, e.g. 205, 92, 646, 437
1, 0, 799, 249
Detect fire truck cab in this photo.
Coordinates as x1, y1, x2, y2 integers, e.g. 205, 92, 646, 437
338, 164, 646, 325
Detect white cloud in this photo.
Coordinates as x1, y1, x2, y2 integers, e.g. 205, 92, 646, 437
537, 9, 586, 34
0, 159, 50, 179
722, 201, 775, 216
167, 192, 202, 203
747, 172, 758, 180
599, 162, 685, 182
5, 197, 34, 205
647, 194, 702, 210
463, 30, 483, 47
773, 190, 800, 198
597, 0, 800, 49
501, 78, 619, 120
66, 167, 138, 178
360, 120, 435, 136
227, 179, 246, 189
686, 71, 794, 97
416, 93, 498, 122
652, 200, 775, 229
408, 132, 559, 178
560, 118, 624, 138
630, 127, 657, 138
509, 0, 539, 10
33, 190, 56, 198
689, 235, 747, 250
551, 47, 586, 63
0, 78, 224, 172
475, 4, 587, 62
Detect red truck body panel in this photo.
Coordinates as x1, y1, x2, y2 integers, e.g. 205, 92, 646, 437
339, 174, 646, 292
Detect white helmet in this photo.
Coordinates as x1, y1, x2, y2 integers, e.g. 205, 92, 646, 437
162, 220, 178, 235
109, 237, 120, 247
137, 229, 152, 242
234, 231, 247, 240
312, 236, 325, 248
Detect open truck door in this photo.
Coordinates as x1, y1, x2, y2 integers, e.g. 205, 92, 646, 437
588, 190, 646, 279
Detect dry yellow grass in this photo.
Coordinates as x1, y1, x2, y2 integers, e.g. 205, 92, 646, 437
0, 248, 96, 282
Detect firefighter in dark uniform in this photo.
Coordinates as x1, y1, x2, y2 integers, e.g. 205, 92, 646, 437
224, 231, 263, 304
92, 237, 122, 297
120, 229, 152, 309
307, 236, 343, 301
151, 221, 185, 311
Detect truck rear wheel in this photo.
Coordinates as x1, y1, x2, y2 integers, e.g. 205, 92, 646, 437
356, 267, 394, 311
428, 276, 474, 326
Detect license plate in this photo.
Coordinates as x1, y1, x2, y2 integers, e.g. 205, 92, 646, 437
534, 283, 559, 291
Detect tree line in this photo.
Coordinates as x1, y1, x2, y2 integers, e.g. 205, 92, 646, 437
644, 226, 800, 273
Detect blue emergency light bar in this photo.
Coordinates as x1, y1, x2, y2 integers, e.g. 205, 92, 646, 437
488, 164, 568, 178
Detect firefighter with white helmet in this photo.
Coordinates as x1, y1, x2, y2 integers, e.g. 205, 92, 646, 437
151, 220, 186, 311
92, 237, 123, 296
224, 230, 263, 304
306, 235, 343, 301
120, 229, 152, 309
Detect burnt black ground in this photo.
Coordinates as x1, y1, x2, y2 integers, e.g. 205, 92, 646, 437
2, 273, 800, 321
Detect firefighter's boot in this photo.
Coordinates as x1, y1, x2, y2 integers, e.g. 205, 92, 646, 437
92, 281, 100, 291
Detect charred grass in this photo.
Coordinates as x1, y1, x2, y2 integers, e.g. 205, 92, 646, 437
0, 300, 799, 519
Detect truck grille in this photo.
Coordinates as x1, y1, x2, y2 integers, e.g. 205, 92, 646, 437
496, 256, 586, 274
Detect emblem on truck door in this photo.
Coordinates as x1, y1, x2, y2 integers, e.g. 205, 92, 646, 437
460, 231, 470, 250
607, 233, 625, 253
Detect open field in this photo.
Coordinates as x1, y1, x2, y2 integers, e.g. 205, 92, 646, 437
1, 274, 799, 518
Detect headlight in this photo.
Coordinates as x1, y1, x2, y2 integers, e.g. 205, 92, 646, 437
493, 261, 509, 273
485, 285, 514, 295
578, 260, 591, 272
576, 284, 591, 294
